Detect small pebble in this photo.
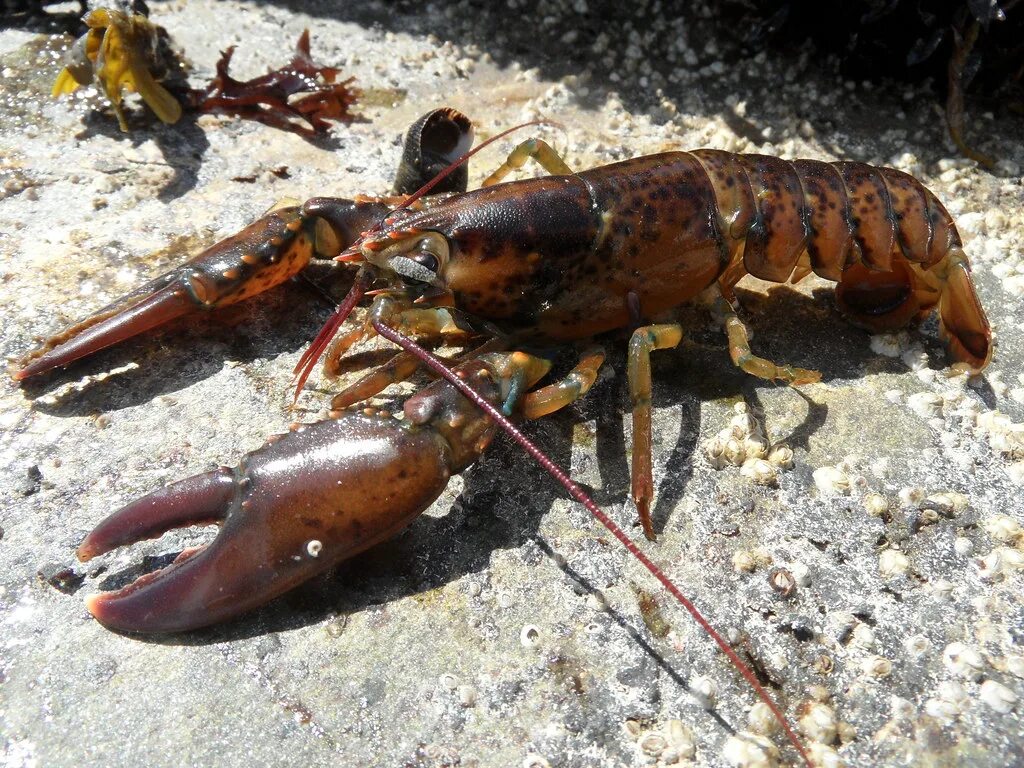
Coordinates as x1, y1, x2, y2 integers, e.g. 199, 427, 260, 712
870, 334, 902, 358
891, 696, 916, 720
904, 634, 931, 656
983, 514, 1022, 544
439, 673, 458, 691
930, 579, 955, 599
862, 655, 893, 678
851, 624, 875, 649
520, 625, 541, 649
897, 486, 925, 507
799, 701, 837, 744
768, 567, 797, 597
457, 684, 477, 707
747, 702, 779, 736
908, 391, 943, 418
38, 565, 85, 595
722, 732, 779, 768
862, 493, 889, 517
925, 680, 968, 721
953, 537, 975, 556
665, 719, 696, 760
978, 547, 1024, 581
767, 444, 793, 469
637, 732, 668, 758
324, 615, 348, 638
789, 562, 810, 587
813, 466, 850, 496
807, 743, 844, 768
1006, 656, 1024, 680
733, 550, 757, 573
689, 675, 717, 709
740, 457, 777, 486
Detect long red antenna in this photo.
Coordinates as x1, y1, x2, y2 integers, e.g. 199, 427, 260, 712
292, 267, 371, 402
373, 318, 814, 768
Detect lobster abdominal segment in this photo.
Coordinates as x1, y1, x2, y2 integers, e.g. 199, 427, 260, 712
369, 150, 988, 370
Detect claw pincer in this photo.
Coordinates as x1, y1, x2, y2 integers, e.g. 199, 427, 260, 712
76, 352, 548, 633
11, 199, 390, 381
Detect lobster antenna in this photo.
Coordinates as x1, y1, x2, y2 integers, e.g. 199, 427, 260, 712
292, 266, 372, 402
373, 318, 815, 768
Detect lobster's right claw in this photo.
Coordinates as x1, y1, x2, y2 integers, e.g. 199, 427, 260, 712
75, 350, 549, 634
76, 412, 456, 634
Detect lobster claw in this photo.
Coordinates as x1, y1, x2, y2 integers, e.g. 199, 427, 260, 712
76, 413, 456, 633
11, 199, 389, 381
74, 350, 550, 633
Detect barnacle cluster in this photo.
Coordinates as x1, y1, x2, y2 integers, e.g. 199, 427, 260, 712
703, 402, 793, 486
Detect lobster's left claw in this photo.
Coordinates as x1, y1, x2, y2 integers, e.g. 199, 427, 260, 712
11, 206, 315, 381
11, 199, 390, 382
76, 413, 456, 634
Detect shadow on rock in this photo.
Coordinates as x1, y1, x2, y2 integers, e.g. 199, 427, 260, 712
74, 282, 967, 646
75, 109, 211, 202
19, 278, 342, 416
253, 0, 1018, 170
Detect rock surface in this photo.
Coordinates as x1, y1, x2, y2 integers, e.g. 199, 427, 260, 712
1, 2, 1022, 767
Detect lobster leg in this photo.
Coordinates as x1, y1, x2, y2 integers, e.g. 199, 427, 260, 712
628, 324, 684, 542
520, 346, 606, 420
711, 290, 822, 385
319, 302, 490, 397
328, 333, 488, 411
329, 351, 423, 410
480, 138, 573, 187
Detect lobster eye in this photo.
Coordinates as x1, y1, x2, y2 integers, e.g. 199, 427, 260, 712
385, 232, 449, 286
410, 250, 440, 274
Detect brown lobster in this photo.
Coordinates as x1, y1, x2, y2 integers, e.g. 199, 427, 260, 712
11, 109, 993, 768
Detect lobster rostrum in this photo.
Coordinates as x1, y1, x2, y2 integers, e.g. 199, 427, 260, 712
11, 108, 994, 768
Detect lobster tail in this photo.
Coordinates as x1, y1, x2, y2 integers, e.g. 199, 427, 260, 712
939, 255, 992, 372
834, 259, 922, 333
692, 150, 992, 372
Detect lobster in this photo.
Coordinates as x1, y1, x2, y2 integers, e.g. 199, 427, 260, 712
11, 108, 993, 768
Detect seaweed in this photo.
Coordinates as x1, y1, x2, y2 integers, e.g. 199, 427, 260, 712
50, 5, 356, 136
